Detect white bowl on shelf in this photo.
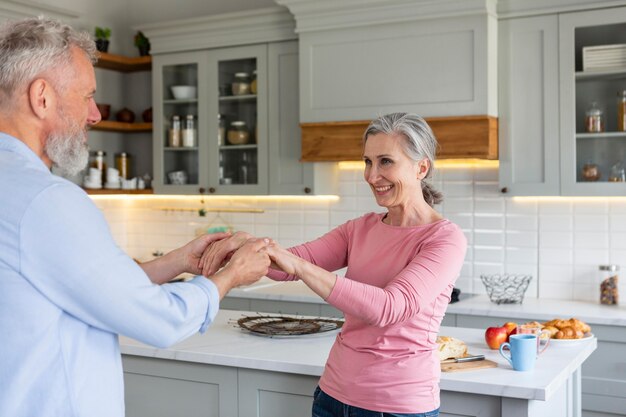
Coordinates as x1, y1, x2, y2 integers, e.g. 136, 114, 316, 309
170, 85, 197, 100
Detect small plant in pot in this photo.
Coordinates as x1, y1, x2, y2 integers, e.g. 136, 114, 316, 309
134, 31, 150, 56
94, 26, 111, 53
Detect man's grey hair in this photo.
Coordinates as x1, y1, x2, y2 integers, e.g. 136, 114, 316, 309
0, 16, 97, 109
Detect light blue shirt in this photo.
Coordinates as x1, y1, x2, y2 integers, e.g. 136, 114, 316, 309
0, 134, 220, 417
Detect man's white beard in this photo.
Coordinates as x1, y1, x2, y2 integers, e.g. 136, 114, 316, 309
44, 113, 89, 177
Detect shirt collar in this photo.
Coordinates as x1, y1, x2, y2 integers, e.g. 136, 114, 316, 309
0, 132, 51, 173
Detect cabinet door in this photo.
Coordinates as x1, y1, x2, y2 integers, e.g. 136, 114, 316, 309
207, 44, 269, 195
268, 41, 311, 195
498, 15, 560, 196
560, 7, 626, 195
152, 51, 209, 194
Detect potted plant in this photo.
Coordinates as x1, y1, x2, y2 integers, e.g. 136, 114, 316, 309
94, 26, 111, 53
134, 31, 150, 56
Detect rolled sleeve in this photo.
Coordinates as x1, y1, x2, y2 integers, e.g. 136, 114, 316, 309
188, 276, 220, 333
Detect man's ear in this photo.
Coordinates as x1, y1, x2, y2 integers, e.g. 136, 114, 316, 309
28, 78, 53, 119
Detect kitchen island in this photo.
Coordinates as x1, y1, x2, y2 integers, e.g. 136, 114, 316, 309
120, 309, 596, 417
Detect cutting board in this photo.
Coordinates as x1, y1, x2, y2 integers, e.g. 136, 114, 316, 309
441, 359, 498, 373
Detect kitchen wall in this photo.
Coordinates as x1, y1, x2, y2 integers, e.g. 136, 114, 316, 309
93, 163, 626, 302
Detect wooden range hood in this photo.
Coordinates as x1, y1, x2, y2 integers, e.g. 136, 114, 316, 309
301, 116, 498, 162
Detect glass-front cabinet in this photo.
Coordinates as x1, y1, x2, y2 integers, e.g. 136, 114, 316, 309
153, 45, 268, 194
560, 7, 626, 195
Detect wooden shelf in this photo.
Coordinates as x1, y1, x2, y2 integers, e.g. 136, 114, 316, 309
301, 116, 498, 161
92, 120, 152, 132
84, 188, 154, 195
95, 52, 152, 72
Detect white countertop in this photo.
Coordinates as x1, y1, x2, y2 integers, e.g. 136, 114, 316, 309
119, 309, 596, 401
227, 278, 626, 326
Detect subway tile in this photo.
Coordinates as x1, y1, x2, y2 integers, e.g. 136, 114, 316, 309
474, 198, 505, 214
278, 224, 303, 240
573, 248, 609, 265
538, 200, 573, 215
573, 200, 609, 214
453, 276, 473, 293
473, 166, 499, 182
331, 196, 357, 211
573, 214, 608, 232
474, 214, 504, 230
338, 181, 356, 196
255, 224, 278, 238
538, 281, 573, 300
505, 199, 538, 215
304, 225, 331, 241
610, 214, 626, 231
355, 196, 382, 213
506, 248, 538, 264
276, 210, 304, 225
442, 197, 474, 214
609, 249, 626, 263
443, 182, 474, 198
330, 211, 355, 228
574, 232, 609, 249
474, 231, 504, 246
506, 215, 538, 231
538, 264, 573, 283
609, 200, 626, 213
539, 231, 573, 249
473, 263, 505, 278
538, 215, 572, 232
338, 168, 357, 182
440, 167, 474, 181
473, 182, 501, 197
355, 182, 373, 196
304, 210, 330, 226
505, 231, 538, 248
446, 214, 473, 229
573, 283, 596, 302
538, 248, 574, 265
572, 265, 596, 284
474, 247, 505, 263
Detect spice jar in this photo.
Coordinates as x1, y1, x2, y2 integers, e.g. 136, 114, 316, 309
609, 162, 626, 182
618, 91, 626, 131
169, 115, 181, 147
115, 152, 132, 180
598, 265, 619, 305
582, 161, 601, 182
182, 114, 196, 147
227, 121, 250, 145
231, 72, 250, 95
250, 70, 257, 95
585, 102, 604, 133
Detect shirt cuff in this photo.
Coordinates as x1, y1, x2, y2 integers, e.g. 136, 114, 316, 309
188, 276, 220, 333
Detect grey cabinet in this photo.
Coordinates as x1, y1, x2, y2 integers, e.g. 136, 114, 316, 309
122, 355, 319, 417
559, 6, 626, 196
498, 15, 560, 196
448, 313, 626, 417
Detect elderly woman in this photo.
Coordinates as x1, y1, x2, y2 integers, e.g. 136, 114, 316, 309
201, 112, 467, 417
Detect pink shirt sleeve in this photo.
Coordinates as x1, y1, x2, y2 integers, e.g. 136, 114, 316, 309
326, 225, 466, 327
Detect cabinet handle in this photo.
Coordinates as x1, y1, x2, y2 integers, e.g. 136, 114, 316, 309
500, 187, 508, 194
208, 187, 216, 194
304, 187, 312, 194
198, 187, 206, 194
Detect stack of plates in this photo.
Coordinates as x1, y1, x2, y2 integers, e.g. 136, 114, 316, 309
583, 44, 626, 71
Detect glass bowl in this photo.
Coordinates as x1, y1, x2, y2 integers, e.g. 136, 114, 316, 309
480, 274, 532, 304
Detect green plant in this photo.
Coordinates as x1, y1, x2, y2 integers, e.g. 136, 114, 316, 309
134, 31, 150, 48
94, 26, 111, 40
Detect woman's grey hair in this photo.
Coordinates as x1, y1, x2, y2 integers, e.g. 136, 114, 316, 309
0, 16, 97, 109
363, 112, 443, 207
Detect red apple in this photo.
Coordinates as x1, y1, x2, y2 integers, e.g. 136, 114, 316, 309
502, 321, 518, 341
485, 326, 509, 349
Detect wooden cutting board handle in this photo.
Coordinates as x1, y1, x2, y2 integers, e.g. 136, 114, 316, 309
441, 359, 498, 372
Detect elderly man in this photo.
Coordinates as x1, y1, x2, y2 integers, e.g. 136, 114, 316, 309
0, 17, 269, 417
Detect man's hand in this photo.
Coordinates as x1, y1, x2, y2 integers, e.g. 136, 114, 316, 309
178, 232, 231, 275
210, 238, 271, 298
199, 231, 252, 276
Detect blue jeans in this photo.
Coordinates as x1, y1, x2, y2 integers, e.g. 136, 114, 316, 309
312, 386, 439, 417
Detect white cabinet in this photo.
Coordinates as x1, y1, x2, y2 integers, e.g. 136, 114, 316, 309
559, 6, 626, 196
498, 15, 560, 196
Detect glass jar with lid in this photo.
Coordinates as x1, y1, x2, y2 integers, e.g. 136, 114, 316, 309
618, 91, 626, 131
231, 72, 251, 96
598, 265, 619, 305
182, 114, 196, 147
218, 114, 226, 146
227, 121, 250, 145
168, 115, 181, 147
585, 101, 604, 133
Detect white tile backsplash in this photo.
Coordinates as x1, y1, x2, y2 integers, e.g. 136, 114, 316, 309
93, 165, 626, 302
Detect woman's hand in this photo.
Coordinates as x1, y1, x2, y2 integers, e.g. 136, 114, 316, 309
199, 231, 253, 276
265, 242, 301, 276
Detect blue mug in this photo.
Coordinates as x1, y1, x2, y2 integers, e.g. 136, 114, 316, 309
499, 334, 537, 371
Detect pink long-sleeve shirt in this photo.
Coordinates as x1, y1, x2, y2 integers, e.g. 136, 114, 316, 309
268, 212, 467, 413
